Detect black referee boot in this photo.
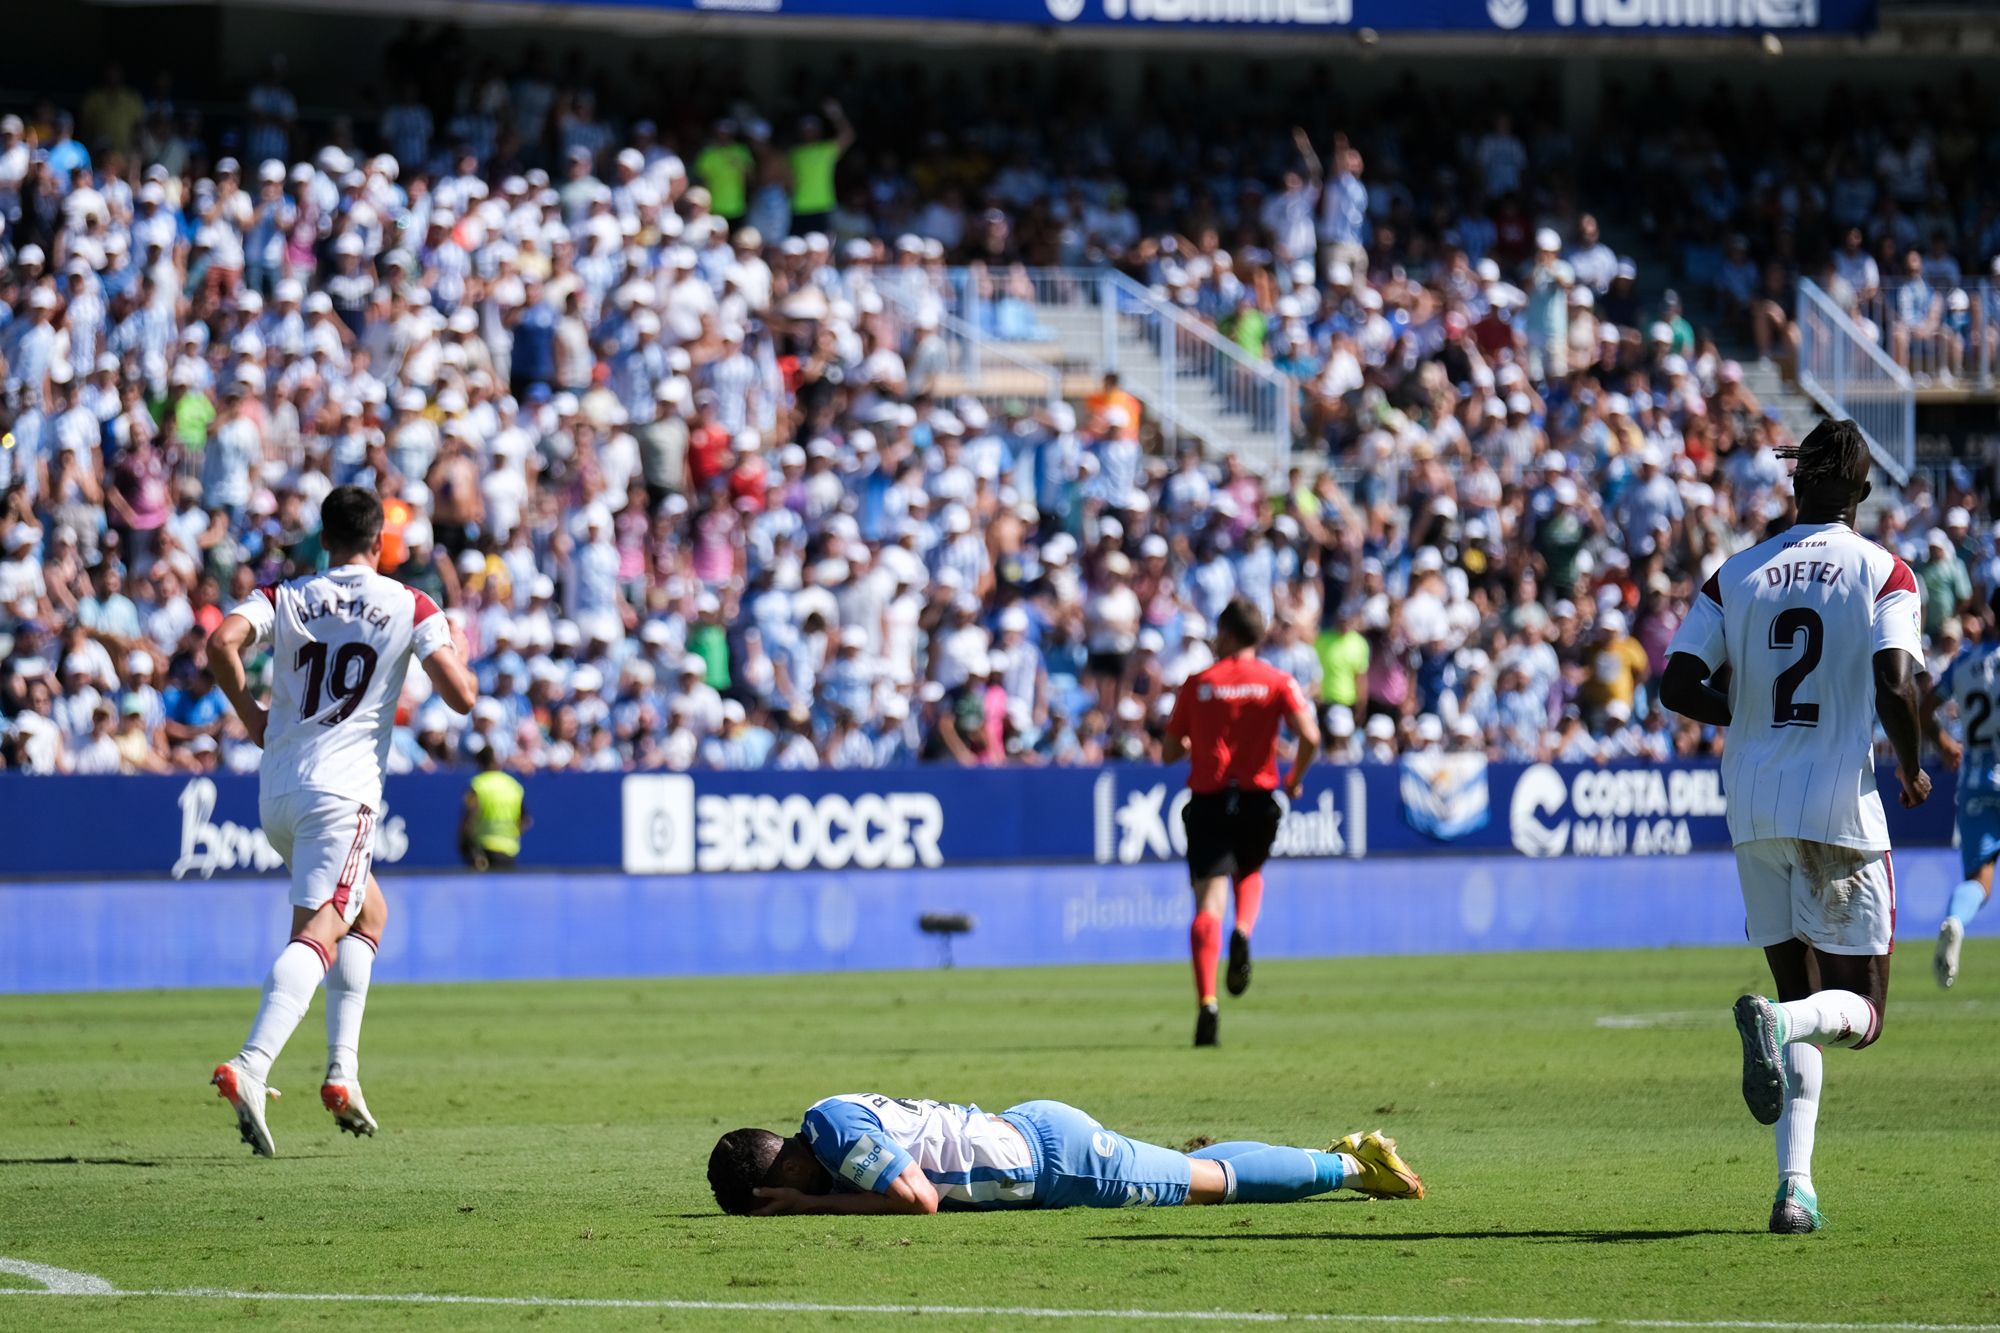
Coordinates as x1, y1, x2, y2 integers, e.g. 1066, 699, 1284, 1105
1225, 929, 1253, 997
1194, 1003, 1219, 1047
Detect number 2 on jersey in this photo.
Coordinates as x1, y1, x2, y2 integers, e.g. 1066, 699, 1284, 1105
1768, 608, 1823, 728
1965, 690, 1993, 747
296, 642, 380, 725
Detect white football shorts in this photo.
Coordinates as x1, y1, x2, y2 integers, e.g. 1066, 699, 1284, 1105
261, 790, 375, 924
1732, 837, 1895, 956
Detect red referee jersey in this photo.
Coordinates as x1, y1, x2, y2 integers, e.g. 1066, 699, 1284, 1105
1167, 654, 1308, 794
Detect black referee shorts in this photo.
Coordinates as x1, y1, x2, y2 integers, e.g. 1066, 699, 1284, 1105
1181, 788, 1283, 884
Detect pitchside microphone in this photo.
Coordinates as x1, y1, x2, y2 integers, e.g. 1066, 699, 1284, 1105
918, 912, 975, 969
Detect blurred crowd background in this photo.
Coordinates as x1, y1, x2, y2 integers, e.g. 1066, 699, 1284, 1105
4, 43, 1998, 775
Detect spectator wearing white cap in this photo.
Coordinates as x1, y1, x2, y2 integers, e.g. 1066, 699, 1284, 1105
1567, 214, 1618, 295
1616, 444, 1685, 541
388, 387, 440, 484
1918, 526, 1971, 634
559, 505, 625, 646
1524, 227, 1572, 383
1579, 607, 1648, 731
992, 606, 1046, 731
1362, 712, 1398, 764
671, 654, 724, 737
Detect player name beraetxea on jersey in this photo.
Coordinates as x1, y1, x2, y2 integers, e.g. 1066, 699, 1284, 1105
228, 566, 454, 811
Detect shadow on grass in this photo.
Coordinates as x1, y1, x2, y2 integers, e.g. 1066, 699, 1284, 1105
1089, 1227, 1755, 1244
875, 1043, 1174, 1056
0, 1156, 165, 1168
0, 1153, 354, 1167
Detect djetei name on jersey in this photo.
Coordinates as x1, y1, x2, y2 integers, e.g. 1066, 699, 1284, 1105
1766, 560, 1847, 592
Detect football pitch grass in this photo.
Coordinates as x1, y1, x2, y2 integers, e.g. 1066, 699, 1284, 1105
2, 945, 1996, 1331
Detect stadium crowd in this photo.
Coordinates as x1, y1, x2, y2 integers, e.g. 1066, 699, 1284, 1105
2, 52, 1996, 776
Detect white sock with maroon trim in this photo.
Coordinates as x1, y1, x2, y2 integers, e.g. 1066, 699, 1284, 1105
1776, 990, 1876, 1050
1774, 1043, 1821, 1193
239, 940, 328, 1082
325, 932, 376, 1083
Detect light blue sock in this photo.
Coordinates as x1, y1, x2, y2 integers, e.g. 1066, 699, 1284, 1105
1946, 880, 1989, 928
1189, 1143, 1347, 1202
1186, 1140, 1269, 1163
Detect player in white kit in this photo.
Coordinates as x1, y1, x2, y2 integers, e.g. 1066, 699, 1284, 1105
206, 486, 478, 1156
1662, 419, 1931, 1235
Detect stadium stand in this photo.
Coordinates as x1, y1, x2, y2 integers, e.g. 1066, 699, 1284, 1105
2, 48, 1997, 776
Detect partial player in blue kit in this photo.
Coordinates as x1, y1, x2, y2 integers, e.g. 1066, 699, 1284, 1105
1923, 621, 2000, 987
707, 1093, 1424, 1215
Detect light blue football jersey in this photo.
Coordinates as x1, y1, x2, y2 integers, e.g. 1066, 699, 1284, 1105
801, 1094, 1038, 1209
1939, 646, 2000, 801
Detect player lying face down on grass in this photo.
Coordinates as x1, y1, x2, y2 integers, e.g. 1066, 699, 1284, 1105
708, 1094, 1422, 1215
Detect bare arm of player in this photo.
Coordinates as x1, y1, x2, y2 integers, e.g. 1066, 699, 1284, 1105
751, 1162, 941, 1217
422, 624, 480, 715
207, 614, 268, 748
1659, 652, 1732, 729
1918, 672, 1962, 771
1282, 698, 1321, 800
1873, 648, 1932, 807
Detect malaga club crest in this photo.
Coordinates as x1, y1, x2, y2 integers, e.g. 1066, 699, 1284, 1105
1398, 751, 1492, 842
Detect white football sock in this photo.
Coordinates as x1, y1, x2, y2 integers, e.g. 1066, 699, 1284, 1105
239, 940, 329, 1081
1776, 990, 1876, 1049
1774, 1043, 1822, 1192
325, 932, 376, 1083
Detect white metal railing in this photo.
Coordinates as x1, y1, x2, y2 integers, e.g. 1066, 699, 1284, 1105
947, 264, 1295, 477
875, 281, 1061, 411
1796, 278, 1915, 485
1852, 281, 1998, 388
1102, 269, 1296, 468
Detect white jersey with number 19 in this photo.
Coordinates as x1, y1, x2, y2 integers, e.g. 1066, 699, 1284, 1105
228, 565, 452, 810
1667, 521, 1922, 851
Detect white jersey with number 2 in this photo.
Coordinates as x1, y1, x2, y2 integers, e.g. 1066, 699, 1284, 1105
229, 565, 451, 810
1667, 520, 1922, 851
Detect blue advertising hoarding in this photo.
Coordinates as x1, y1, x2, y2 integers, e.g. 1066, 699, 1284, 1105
0, 759, 1953, 882
0, 848, 1979, 993
492, 0, 1874, 33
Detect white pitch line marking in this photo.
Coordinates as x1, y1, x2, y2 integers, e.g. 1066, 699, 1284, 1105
1595, 1012, 1712, 1029
0, 1259, 114, 1294
1597, 998, 1988, 1030
0, 1274, 1996, 1332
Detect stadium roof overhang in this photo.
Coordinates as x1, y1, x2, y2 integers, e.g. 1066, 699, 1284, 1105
96, 0, 1975, 57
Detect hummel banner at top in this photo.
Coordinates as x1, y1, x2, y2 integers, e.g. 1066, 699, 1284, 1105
576, 0, 1874, 33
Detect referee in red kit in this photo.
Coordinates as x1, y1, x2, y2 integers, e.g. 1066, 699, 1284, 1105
1162, 597, 1320, 1047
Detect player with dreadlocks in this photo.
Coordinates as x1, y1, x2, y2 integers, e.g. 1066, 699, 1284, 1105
1660, 418, 1931, 1235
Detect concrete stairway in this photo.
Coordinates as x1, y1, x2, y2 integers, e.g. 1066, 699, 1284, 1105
985, 269, 1295, 477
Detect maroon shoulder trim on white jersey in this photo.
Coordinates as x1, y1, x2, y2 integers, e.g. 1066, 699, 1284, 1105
411, 589, 442, 623
257, 586, 277, 605
1877, 557, 1917, 601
